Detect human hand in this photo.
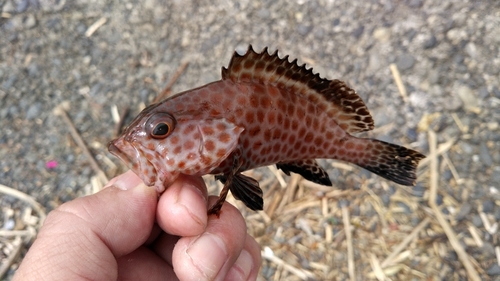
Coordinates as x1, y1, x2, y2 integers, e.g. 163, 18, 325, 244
14, 170, 261, 281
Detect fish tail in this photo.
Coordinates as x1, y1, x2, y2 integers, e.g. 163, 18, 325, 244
355, 139, 425, 186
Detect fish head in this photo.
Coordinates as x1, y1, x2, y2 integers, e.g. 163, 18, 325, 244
108, 104, 244, 193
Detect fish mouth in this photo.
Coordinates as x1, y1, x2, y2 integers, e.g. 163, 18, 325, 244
107, 138, 157, 186
108, 139, 135, 169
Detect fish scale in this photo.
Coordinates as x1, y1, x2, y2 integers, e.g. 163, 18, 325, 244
108, 45, 425, 216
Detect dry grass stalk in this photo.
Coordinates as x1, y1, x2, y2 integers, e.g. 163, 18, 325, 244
341, 205, 356, 281
467, 224, 483, 247
275, 174, 301, 215
264, 182, 283, 218
381, 217, 431, 268
112, 105, 130, 137
262, 247, 316, 280
0, 184, 46, 279
389, 63, 409, 103
0, 184, 46, 226
0, 237, 22, 278
0, 229, 36, 237
451, 112, 468, 133
85, 17, 107, 37
441, 152, 463, 184
427, 130, 481, 281
479, 212, 498, 235
368, 253, 387, 281
267, 165, 287, 188
330, 161, 354, 172
418, 137, 455, 168
153, 61, 189, 103
496, 246, 500, 267
53, 103, 109, 187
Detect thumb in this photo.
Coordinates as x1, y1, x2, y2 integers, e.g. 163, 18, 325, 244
14, 171, 158, 280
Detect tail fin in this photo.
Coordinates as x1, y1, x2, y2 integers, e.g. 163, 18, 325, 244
357, 139, 425, 186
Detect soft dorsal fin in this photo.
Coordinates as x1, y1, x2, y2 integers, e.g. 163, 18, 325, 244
221, 45, 374, 133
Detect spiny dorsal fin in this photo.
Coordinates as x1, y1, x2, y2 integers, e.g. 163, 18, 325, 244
221, 45, 374, 133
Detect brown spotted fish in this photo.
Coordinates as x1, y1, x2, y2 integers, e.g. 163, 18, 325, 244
108, 46, 425, 215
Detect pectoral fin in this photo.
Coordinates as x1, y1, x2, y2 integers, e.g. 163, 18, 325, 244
216, 174, 264, 211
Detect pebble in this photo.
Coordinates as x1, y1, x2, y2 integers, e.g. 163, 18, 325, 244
380, 193, 390, 207
3, 218, 15, 230
465, 42, 478, 59
24, 13, 37, 29
297, 24, 313, 36
488, 264, 500, 276
372, 110, 391, 127
337, 199, 349, 208
423, 35, 437, 49
442, 169, 452, 181
406, 29, 416, 42
26, 102, 42, 119
16, 0, 30, 12
368, 52, 382, 72
471, 214, 483, 227
201, 35, 220, 50
447, 250, 458, 262
439, 95, 463, 111
453, 54, 464, 65
482, 199, 495, 213
407, 0, 422, 8
2, 74, 18, 89
493, 86, 500, 99
478, 87, 489, 99
446, 28, 467, 44
481, 242, 496, 257
8, 105, 19, 116
351, 205, 360, 216
435, 193, 443, 206
406, 128, 418, 142
256, 8, 270, 19
27, 62, 40, 77
457, 85, 478, 112
397, 202, 411, 214
2, 0, 15, 12
455, 202, 471, 221
351, 25, 364, 39
397, 54, 415, 70
494, 207, 500, 220
412, 183, 425, 197
373, 27, 391, 42
479, 143, 493, 167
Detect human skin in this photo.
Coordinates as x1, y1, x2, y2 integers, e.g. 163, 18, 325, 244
13, 170, 261, 281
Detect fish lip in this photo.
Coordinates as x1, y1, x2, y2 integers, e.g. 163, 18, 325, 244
107, 138, 158, 186
108, 139, 131, 166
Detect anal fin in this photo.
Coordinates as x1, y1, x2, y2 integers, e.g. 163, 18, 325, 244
276, 159, 332, 186
215, 174, 264, 211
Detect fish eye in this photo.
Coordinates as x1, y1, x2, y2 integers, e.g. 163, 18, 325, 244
146, 113, 176, 139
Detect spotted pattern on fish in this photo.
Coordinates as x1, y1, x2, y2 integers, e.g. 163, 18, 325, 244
108, 45, 425, 216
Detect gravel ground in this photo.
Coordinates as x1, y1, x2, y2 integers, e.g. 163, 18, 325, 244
1, 0, 499, 280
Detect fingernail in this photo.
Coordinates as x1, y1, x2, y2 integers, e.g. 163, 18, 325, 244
111, 170, 143, 191
186, 233, 228, 280
227, 249, 253, 281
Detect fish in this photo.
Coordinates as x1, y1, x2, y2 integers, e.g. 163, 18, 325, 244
108, 45, 426, 216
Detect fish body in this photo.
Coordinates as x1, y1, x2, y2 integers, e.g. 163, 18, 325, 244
108, 46, 425, 215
